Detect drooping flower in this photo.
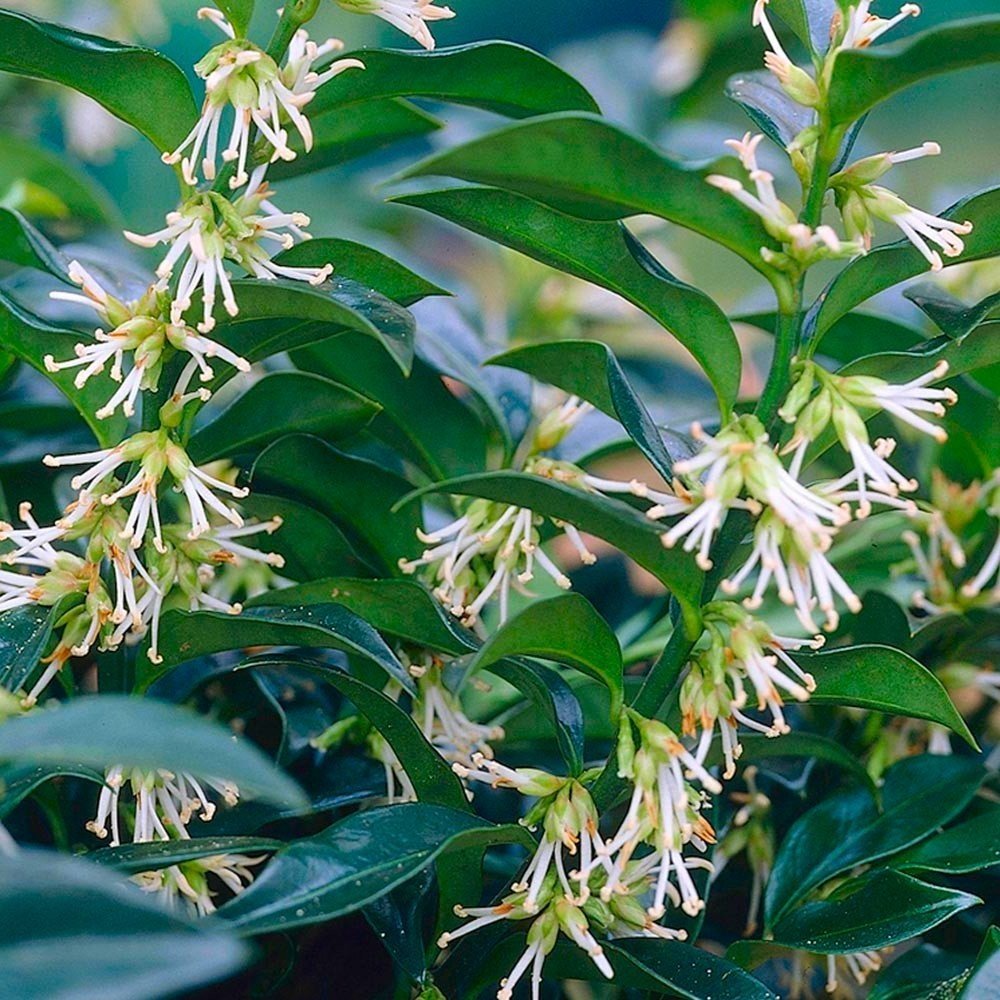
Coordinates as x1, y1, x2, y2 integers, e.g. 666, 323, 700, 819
334, 0, 456, 51
834, 1, 921, 51
164, 8, 363, 186
132, 852, 264, 917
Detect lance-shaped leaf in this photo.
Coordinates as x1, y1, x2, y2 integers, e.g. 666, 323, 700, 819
275, 239, 447, 307
727, 70, 815, 149
0, 605, 54, 693
310, 42, 599, 118
0, 695, 307, 808
0, 10, 197, 153
218, 804, 532, 935
0, 288, 127, 446
91, 836, 284, 873
771, 870, 981, 953
799, 644, 976, 747
399, 113, 780, 273
249, 434, 422, 571
0, 850, 250, 1000
891, 804, 1000, 875
488, 339, 695, 476
231, 656, 469, 811
395, 187, 740, 415
827, 16, 1000, 126
0, 762, 104, 819
401, 471, 704, 633
247, 577, 474, 655
810, 187, 1000, 338
268, 99, 443, 180
904, 283, 1000, 340
0, 208, 70, 279
961, 929, 1000, 1000
188, 372, 380, 462
139, 603, 410, 693
764, 754, 983, 926
469, 594, 624, 716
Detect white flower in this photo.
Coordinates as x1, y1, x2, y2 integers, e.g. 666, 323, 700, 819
751, 1, 820, 105
870, 189, 973, 271
133, 852, 264, 917
837, 1, 920, 50
164, 9, 363, 186
335, 0, 456, 51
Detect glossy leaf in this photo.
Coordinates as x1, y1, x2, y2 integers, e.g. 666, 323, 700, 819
727, 69, 814, 148
269, 99, 442, 180
0, 10, 197, 153
403, 471, 704, 633
400, 112, 780, 273
0, 208, 70, 279
811, 187, 1000, 337
293, 334, 495, 479
0, 762, 104, 819
216, 0, 254, 36
188, 372, 379, 462
904, 283, 1000, 340
827, 17, 1000, 126
396, 186, 741, 414
961, 928, 1000, 1000
0, 695, 307, 808
0, 288, 127, 446
249, 434, 422, 571
140, 603, 410, 693
0, 850, 249, 1000
247, 577, 473, 655
276, 239, 447, 307
91, 836, 284, 873
219, 804, 532, 934
469, 594, 623, 715
0, 605, 54, 693
892, 804, 1000, 875
310, 42, 599, 118
233, 655, 469, 811
765, 754, 983, 925
799, 644, 976, 746
868, 943, 973, 1000
488, 339, 695, 476
770, 0, 841, 53
771, 869, 980, 953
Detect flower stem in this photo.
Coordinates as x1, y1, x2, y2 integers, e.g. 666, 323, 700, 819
266, 0, 321, 61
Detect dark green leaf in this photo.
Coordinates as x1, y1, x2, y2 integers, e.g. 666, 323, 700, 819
800, 644, 976, 747
765, 754, 983, 926
848, 591, 912, 651
249, 434, 422, 571
216, 0, 254, 36
961, 928, 1000, 1000
276, 239, 447, 306
771, 869, 980, 953
233, 655, 469, 811
0, 695, 307, 807
488, 339, 695, 476
396, 187, 741, 414
0, 605, 54, 693
310, 42, 599, 118
811, 187, 1000, 338
247, 577, 473, 655
188, 372, 379, 462
399, 113, 780, 274
0, 288, 127, 446
868, 943, 973, 1000
219, 804, 532, 934
140, 603, 409, 693
0, 10, 197, 153
0, 849, 249, 1000
364, 869, 434, 986
91, 836, 284, 873
402, 471, 704, 633
904, 284, 1000, 340
0, 208, 70, 279
0, 762, 104, 819
827, 17, 1000, 126
469, 594, 623, 715
269, 99, 442, 180
892, 804, 1000, 875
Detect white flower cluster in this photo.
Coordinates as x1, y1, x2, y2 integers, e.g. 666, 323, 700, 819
87, 765, 262, 916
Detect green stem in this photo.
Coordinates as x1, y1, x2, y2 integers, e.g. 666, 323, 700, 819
265, 0, 321, 61
754, 302, 801, 425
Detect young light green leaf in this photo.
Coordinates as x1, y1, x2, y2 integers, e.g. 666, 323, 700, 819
0, 10, 197, 153
394, 187, 741, 415
799, 644, 977, 747
309, 42, 599, 119
488, 339, 695, 476
892, 805, 1000, 875
0, 696, 307, 808
139, 603, 410, 693
402, 471, 704, 634
771, 870, 981, 953
0, 850, 250, 1000
218, 804, 532, 934
187, 372, 379, 462
91, 836, 284, 873
399, 113, 780, 274
765, 754, 983, 926
827, 16, 1000, 126
468, 594, 624, 716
